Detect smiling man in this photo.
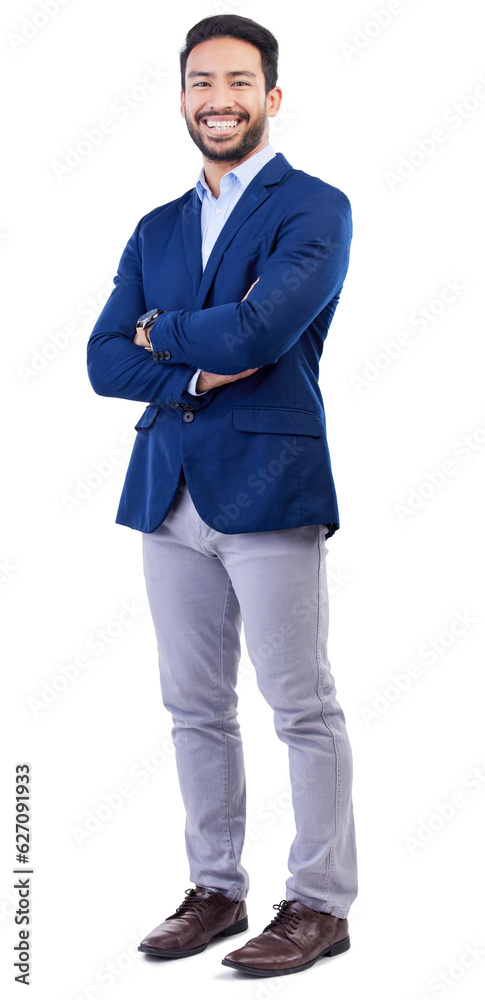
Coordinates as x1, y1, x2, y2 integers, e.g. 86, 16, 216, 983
87, 14, 358, 979
183, 57, 270, 171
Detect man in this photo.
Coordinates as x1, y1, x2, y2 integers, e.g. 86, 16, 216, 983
87, 13, 358, 978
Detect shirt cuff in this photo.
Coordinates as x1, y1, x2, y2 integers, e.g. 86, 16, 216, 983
187, 369, 209, 395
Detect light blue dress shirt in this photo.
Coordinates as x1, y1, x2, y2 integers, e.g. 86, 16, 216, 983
186, 142, 276, 395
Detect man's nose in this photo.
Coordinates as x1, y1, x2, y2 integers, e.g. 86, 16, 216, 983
205, 82, 237, 109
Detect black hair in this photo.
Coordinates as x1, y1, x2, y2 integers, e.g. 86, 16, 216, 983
180, 14, 278, 95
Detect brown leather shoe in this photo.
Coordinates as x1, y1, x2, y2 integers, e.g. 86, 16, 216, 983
221, 898, 350, 976
138, 886, 248, 958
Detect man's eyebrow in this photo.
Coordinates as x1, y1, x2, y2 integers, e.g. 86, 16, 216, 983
187, 70, 257, 79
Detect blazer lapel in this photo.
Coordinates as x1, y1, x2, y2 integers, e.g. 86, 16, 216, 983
180, 152, 293, 310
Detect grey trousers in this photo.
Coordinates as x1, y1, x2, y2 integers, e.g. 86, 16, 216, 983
142, 474, 358, 918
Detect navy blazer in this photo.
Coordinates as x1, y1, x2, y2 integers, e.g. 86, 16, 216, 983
87, 152, 352, 537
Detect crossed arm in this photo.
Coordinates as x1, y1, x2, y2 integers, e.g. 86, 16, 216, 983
133, 279, 261, 391
87, 188, 352, 404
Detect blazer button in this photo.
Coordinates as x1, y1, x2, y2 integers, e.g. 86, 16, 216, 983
163, 350, 172, 360
156, 352, 165, 360
182, 410, 195, 423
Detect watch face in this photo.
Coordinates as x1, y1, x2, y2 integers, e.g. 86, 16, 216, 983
137, 308, 159, 326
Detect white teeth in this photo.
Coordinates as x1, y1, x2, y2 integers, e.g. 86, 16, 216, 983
205, 120, 240, 129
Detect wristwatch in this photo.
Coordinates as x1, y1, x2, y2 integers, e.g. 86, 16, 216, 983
135, 308, 166, 349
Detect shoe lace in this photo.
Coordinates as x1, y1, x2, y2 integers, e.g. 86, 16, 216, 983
263, 899, 303, 933
174, 888, 212, 916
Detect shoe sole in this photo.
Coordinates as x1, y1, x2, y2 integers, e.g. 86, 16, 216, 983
138, 915, 249, 959
221, 934, 350, 976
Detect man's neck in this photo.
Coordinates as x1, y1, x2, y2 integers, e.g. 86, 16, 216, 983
201, 136, 269, 199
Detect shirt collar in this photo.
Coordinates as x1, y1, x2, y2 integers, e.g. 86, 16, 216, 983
196, 142, 276, 202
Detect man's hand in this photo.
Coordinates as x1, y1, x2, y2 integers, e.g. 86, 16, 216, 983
195, 367, 259, 392
133, 277, 262, 389
133, 325, 153, 348
197, 277, 260, 391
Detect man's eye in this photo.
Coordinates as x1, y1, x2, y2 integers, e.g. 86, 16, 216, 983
192, 80, 250, 87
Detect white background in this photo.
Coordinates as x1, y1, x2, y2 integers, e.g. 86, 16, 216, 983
1, 0, 484, 997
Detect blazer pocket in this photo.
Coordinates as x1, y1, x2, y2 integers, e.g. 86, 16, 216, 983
223, 236, 267, 263
135, 404, 161, 430
233, 406, 323, 437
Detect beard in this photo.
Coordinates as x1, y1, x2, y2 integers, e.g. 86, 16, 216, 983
184, 107, 268, 162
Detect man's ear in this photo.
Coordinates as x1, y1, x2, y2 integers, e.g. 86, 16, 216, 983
267, 86, 283, 118
180, 90, 186, 118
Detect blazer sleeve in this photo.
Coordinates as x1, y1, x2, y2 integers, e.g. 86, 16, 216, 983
147, 187, 352, 375
86, 219, 216, 405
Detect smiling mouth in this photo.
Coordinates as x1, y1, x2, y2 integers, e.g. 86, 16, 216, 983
200, 116, 245, 137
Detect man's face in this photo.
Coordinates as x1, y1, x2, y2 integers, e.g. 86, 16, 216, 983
181, 36, 281, 163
